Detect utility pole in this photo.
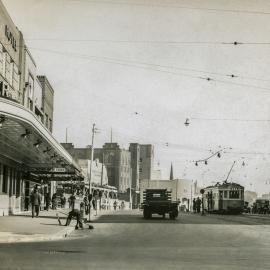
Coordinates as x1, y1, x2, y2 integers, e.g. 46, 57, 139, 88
110, 127, 113, 143
65, 127, 68, 143
190, 180, 193, 212
129, 169, 132, 210
88, 123, 97, 222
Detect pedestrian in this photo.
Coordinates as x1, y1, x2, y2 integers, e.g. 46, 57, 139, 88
30, 187, 41, 218
113, 200, 117, 211
65, 209, 84, 229
92, 199, 96, 211
45, 192, 51, 211
70, 193, 76, 210
84, 195, 89, 215
196, 197, 201, 213
193, 198, 196, 213
60, 195, 66, 208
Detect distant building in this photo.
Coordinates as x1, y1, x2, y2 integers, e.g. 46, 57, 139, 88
139, 144, 154, 180
129, 143, 140, 191
77, 159, 108, 186
261, 192, 270, 200
244, 190, 257, 204
96, 143, 131, 193
151, 169, 162, 180
61, 143, 91, 160
129, 143, 155, 186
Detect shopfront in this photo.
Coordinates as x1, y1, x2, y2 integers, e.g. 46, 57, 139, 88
0, 97, 82, 215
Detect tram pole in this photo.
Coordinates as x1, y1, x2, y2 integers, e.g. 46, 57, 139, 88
200, 189, 205, 216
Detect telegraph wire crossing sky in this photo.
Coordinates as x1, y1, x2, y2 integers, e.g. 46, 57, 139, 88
3, 0, 270, 194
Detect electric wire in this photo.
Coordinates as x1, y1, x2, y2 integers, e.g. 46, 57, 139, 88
65, 0, 270, 16
26, 47, 270, 93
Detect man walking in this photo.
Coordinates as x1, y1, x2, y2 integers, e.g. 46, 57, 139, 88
45, 192, 51, 211
30, 187, 41, 218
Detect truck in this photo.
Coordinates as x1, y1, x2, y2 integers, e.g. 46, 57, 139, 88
142, 189, 179, 220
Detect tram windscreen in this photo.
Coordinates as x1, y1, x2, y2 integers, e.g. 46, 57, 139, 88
229, 190, 240, 199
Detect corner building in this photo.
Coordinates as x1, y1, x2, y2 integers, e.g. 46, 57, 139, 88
0, 0, 81, 215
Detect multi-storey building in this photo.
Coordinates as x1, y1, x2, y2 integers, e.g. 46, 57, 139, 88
139, 144, 154, 180
95, 143, 131, 193
0, 1, 23, 103
0, 0, 81, 215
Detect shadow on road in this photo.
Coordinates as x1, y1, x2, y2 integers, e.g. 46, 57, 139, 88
13, 215, 66, 220
94, 213, 270, 225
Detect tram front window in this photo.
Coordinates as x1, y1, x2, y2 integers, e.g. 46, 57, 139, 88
229, 190, 240, 199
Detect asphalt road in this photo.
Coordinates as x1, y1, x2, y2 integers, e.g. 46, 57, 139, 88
1, 210, 270, 270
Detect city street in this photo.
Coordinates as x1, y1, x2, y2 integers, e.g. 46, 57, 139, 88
1, 210, 270, 270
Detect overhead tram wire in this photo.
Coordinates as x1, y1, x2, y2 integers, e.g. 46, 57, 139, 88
26, 47, 270, 94
65, 0, 270, 16
24, 38, 270, 46
3, 39, 270, 83
191, 117, 270, 123
20, 40, 270, 83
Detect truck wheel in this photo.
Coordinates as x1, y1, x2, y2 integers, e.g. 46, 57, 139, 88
143, 209, 151, 219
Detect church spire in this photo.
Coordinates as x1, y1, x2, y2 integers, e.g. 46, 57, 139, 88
170, 162, 174, 180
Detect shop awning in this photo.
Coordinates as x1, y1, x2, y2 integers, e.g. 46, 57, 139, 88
0, 97, 83, 181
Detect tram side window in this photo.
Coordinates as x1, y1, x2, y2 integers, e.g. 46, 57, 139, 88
224, 191, 228, 198
229, 190, 239, 199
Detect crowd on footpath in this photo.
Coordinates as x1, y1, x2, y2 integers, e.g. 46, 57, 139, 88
29, 186, 127, 230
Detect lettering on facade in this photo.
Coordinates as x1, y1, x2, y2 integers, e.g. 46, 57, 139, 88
5, 25, 17, 52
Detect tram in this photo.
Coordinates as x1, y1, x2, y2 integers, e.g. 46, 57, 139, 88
202, 182, 244, 214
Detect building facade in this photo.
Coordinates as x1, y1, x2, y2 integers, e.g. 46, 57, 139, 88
95, 143, 132, 193
139, 144, 154, 181
0, 0, 23, 103
0, 0, 81, 215
37, 75, 54, 132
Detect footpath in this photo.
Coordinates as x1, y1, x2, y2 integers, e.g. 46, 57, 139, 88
0, 207, 109, 244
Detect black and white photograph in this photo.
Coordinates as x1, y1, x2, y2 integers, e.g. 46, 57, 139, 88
0, 1, 270, 269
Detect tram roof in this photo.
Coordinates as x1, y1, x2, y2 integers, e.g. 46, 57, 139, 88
205, 181, 244, 190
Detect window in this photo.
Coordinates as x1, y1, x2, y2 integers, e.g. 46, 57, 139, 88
224, 190, 228, 198
229, 190, 240, 199
139, 168, 142, 173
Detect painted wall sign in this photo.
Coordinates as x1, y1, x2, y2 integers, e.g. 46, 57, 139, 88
5, 25, 17, 52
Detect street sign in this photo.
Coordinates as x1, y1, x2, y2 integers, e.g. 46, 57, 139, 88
50, 168, 66, 173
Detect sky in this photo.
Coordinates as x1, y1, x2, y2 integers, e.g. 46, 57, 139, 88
3, 0, 270, 195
